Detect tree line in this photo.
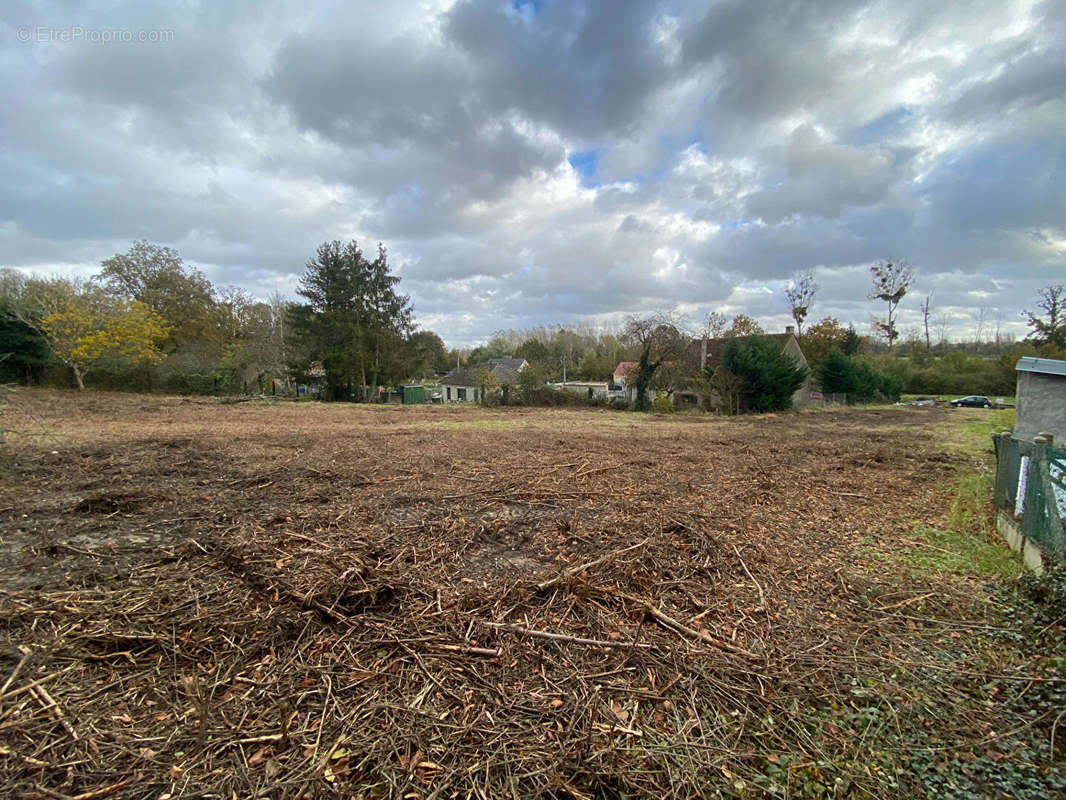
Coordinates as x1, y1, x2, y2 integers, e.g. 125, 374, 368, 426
0, 240, 451, 395
3, 242, 1063, 407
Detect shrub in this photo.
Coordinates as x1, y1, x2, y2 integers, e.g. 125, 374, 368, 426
652, 390, 673, 414
816, 350, 902, 403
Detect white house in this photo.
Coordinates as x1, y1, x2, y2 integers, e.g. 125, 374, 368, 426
440, 367, 480, 403
440, 359, 528, 403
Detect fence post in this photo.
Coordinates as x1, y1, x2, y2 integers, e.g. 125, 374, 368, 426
1028, 433, 1062, 565
993, 432, 1009, 510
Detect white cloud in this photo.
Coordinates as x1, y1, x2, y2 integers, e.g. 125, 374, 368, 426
0, 0, 1062, 346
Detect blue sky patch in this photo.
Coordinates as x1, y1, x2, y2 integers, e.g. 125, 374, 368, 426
511, 0, 545, 15
849, 107, 914, 145
568, 149, 602, 185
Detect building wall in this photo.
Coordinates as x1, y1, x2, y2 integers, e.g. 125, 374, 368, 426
782, 336, 811, 407
554, 382, 610, 398
443, 384, 478, 403
1015, 372, 1066, 442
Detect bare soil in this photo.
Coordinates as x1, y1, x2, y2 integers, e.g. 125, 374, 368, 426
0, 390, 1059, 799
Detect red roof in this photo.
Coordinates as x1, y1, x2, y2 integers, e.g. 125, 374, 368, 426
613, 361, 637, 377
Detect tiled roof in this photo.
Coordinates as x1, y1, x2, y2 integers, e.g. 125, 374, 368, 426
441, 363, 523, 386
490, 364, 521, 385
440, 367, 478, 386
698, 333, 799, 368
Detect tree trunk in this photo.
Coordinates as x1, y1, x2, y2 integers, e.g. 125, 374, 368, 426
72, 363, 85, 391
632, 346, 657, 412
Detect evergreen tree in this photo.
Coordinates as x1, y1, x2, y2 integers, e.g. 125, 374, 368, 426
815, 349, 854, 396
721, 335, 806, 412
288, 240, 412, 401
0, 295, 51, 384
816, 349, 902, 403
841, 325, 862, 355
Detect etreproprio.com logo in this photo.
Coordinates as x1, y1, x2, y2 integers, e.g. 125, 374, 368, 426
16, 25, 175, 44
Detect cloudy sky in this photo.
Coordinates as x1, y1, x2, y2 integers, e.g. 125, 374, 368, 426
2, 0, 1063, 346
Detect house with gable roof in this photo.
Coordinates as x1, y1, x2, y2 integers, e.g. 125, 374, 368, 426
440, 358, 528, 403
678, 326, 812, 410
612, 361, 637, 388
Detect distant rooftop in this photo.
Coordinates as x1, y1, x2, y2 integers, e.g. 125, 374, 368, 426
1016, 356, 1066, 377
486, 357, 527, 372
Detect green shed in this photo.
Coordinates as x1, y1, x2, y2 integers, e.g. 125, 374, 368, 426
401, 384, 428, 404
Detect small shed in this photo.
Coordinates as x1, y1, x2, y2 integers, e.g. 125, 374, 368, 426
401, 385, 428, 404
1015, 357, 1066, 443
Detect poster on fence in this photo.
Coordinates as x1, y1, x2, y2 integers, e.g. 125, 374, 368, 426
1049, 456, 1066, 519
1015, 455, 1029, 516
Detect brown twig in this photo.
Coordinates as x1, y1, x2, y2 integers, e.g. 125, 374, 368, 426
536, 538, 650, 592
480, 622, 650, 651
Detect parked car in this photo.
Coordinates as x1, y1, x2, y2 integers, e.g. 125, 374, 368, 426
950, 395, 992, 408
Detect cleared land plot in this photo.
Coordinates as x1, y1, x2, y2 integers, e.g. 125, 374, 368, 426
0, 391, 1062, 799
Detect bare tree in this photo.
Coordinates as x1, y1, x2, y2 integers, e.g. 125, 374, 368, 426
555, 328, 581, 383
707, 366, 744, 415
727, 314, 764, 337
973, 306, 988, 344
920, 292, 932, 352
869, 259, 912, 347
784, 270, 817, 335
703, 310, 729, 339
933, 314, 950, 345
1023, 284, 1066, 348
622, 314, 691, 412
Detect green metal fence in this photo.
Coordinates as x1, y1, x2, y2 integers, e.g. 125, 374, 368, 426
993, 433, 1066, 562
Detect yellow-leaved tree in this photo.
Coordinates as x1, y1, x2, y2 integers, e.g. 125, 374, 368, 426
41, 291, 169, 389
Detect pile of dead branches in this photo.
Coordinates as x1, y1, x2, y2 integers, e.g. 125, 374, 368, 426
0, 395, 1062, 798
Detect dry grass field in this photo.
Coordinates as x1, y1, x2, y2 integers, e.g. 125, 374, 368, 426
0, 390, 1062, 799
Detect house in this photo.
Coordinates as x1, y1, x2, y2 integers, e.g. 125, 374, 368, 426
1014, 356, 1066, 442
689, 325, 812, 409
613, 361, 637, 387
440, 367, 480, 403
440, 360, 525, 403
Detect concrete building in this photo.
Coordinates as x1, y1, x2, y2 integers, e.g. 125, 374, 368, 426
1014, 356, 1066, 442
